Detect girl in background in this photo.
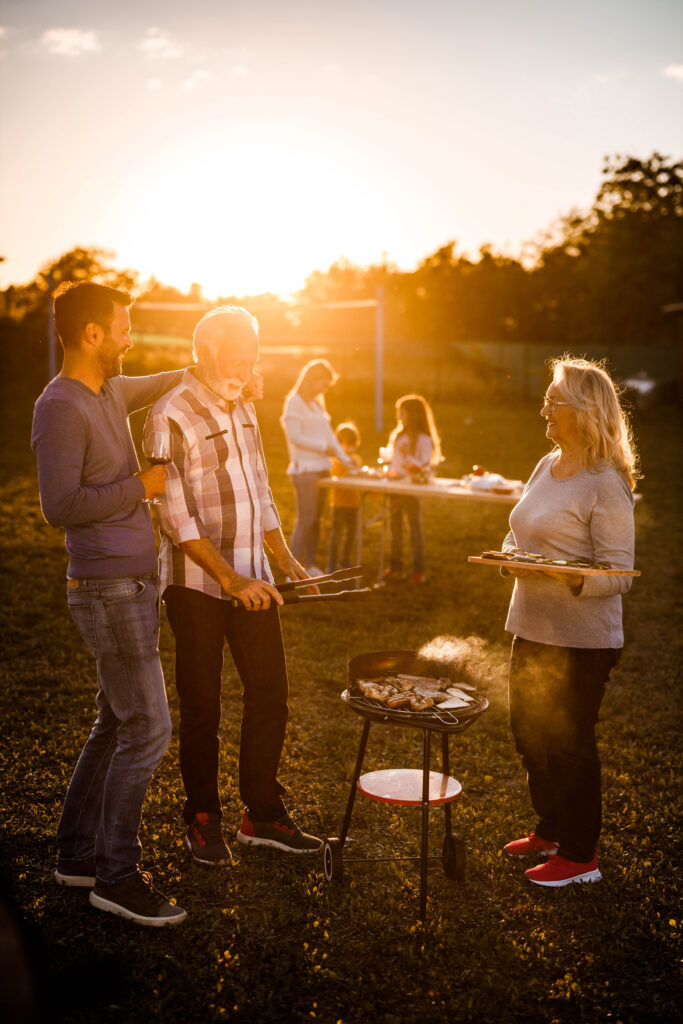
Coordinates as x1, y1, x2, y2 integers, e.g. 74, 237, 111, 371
383, 394, 443, 584
280, 359, 351, 575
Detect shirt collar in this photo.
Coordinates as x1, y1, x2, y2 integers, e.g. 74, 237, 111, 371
184, 367, 238, 413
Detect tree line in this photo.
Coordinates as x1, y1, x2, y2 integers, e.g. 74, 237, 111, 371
2, 152, 681, 362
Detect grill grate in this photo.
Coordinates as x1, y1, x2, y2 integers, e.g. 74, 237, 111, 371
344, 688, 489, 730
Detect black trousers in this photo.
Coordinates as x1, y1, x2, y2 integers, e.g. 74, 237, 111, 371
164, 586, 288, 824
508, 636, 621, 863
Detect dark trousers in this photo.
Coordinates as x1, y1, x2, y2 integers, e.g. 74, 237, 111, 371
164, 586, 288, 824
389, 495, 424, 574
508, 636, 621, 863
327, 506, 358, 572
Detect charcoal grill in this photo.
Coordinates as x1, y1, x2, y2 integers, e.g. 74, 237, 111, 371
323, 650, 489, 920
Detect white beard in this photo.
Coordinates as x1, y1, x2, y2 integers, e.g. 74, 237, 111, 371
198, 366, 244, 403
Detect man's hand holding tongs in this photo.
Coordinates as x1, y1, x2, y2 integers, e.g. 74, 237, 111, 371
265, 528, 321, 596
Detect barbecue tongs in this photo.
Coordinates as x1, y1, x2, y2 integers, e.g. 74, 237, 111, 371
231, 566, 370, 607
278, 565, 369, 603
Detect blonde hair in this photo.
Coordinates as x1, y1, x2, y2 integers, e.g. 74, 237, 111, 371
287, 358, 338, 410
550, 355, 639, 489
387, 393, 443, 467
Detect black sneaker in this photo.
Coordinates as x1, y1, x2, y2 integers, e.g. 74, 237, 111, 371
89, 870, 187, 927
185, 812, 233, 866
54, 854, 96, 887
236, 810, 322, 854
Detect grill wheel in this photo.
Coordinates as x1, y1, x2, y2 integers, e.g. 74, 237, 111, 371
323, 838, 344, 882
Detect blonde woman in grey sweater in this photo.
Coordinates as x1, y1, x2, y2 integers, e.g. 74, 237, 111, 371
502, 356, 638, 887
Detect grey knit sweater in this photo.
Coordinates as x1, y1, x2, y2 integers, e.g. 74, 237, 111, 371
503, 453, 635, 649
32, 371, 183, 579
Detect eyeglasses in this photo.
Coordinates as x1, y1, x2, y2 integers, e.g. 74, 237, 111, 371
542, 394, 571, 410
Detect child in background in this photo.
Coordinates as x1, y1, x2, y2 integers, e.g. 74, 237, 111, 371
327, 422, 363, 573
383, 394, 443, 584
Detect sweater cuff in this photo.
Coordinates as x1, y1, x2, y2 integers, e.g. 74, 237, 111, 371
128, 475, 146, 502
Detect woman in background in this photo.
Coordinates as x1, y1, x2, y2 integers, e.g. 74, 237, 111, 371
502, 356, 637, 887
280, 359, 351, 575
383, 393, 442, 585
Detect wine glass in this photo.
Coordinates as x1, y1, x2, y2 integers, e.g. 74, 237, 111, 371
142, 430, 171, 505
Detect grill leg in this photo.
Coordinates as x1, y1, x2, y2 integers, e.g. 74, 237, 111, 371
339, 718, 371, 848
442, 732, 452, 835
419, 729, 431, 921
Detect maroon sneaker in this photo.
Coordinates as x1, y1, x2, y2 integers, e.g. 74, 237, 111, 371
236, 810, 321, 853
185, 812, 233, 866
525, 853, 601, 887
504, 832, 559, 858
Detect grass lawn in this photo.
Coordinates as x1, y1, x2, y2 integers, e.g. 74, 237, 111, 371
0, 357, 681, 1024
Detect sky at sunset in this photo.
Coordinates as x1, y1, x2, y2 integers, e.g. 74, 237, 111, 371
1, 0, 682, 297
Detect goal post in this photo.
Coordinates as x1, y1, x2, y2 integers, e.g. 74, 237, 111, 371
131, 287, 386, 431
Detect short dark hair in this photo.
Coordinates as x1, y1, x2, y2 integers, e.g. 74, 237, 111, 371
53, 281, 133, 350
335, 421, 360, 447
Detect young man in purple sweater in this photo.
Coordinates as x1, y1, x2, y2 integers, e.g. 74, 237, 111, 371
31, 281, 186, 926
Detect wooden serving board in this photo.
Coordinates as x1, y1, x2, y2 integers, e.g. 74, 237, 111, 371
468, 556, 640, 577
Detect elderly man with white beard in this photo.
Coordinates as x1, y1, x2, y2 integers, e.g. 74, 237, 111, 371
145, 306, 321, 866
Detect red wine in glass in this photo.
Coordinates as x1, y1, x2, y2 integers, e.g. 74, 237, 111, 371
142, 431, 171, 504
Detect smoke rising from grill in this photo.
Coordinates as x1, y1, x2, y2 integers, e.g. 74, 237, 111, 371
416, 635, 508, 691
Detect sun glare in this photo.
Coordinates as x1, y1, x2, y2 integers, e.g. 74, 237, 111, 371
116, 126, 385, 298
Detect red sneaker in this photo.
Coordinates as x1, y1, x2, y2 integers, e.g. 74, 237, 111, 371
185, 811, 233, 866
411, 573, 427, 585
525, 853, 601, 887
504, 832, 559, 858
236, 810, 321, 853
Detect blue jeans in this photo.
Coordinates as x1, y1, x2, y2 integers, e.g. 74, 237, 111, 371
59, 575, 171, 883
290, 470, 329, 566
327, 506, 358, 572
389, 495, 425, 574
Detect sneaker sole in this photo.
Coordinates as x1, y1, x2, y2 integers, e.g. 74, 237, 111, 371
505, 847, 558, 860
54, 869, 96, 887
89, 891, 187, 926
236, 830, 322, 854
184, 835, 232, 866
526, 868, 602, 887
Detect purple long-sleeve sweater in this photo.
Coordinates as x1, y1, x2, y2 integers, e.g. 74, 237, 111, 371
31, 371, 183, 579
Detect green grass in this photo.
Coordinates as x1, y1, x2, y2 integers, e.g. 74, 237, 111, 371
0, 364, 681, 1024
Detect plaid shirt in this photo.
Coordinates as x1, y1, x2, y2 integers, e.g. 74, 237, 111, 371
145, 370, 280, 600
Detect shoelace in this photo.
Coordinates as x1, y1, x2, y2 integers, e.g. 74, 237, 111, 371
199, 817, 225, 845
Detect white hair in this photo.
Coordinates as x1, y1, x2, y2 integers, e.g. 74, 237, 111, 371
192, 306, 259, 364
